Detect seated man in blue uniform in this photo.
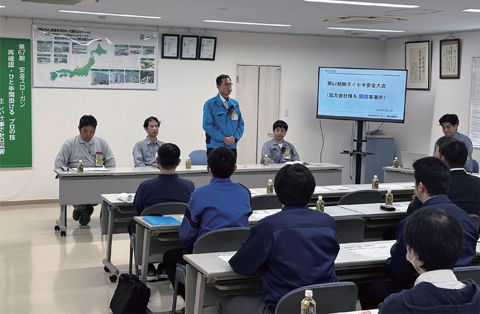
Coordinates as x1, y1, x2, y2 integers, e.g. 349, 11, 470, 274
433, 113, 473, 172
408, 136, 480, 215
220, 164, 339, 314
260, 120, 300, 164
128, 143, 195, 281
360, 156, 479, 310
132, 116, 164, 167
55, 115, 116, 225
162, 146, 252, 301
376, 207, 480, 313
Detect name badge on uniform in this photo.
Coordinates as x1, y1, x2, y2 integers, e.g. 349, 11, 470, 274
231, 110, 238, 120
283, 150, 291, 160
96, 152, 103, 166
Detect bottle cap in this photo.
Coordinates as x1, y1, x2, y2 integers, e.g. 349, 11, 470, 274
79, 160, 82, 162
388, 189, 391, 193
374, 175, 377, 179
305, 290, 313, 297
187, 157, 190, 160
395, 157, 398, 160
318, 196, 322, 200
265, 155, 268, 157
268, 179, 272, 183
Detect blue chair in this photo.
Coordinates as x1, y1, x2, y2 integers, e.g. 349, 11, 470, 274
188, 150, 207, 165
472, 159, 479, 173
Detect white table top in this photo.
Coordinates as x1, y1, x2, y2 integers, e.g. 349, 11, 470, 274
383, 166, 414, 174
339, 202, 410, 217
183, 240, 396, 279
55, 163, 344, 177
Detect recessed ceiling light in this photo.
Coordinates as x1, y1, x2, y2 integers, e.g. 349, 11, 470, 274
462, 9, 480, 13
327, 27, 404, 33
305, 0, 419, 9
58, 10, 161, 19
203, 20, 291, 27
0, 5, 6, 8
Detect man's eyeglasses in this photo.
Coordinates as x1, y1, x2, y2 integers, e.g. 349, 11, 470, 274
222, 83, 233, 87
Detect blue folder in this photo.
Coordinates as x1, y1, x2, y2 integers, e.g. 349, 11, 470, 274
143, 216, 181, 226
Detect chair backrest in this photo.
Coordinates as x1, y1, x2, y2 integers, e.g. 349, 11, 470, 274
453, 266, 480, 285
275, 282, 357, 314
188, 149, 208, 165
334, 216, 365, 243
193, 227, 251, 254
338, 190, 382, 206
469, 214, 480, 232
251, 194, 283, 210
473, 159, 479, 174
141, 202, 187, 216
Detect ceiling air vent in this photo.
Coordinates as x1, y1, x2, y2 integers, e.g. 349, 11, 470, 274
14, 0, 99, 5
323, 15, 407, 25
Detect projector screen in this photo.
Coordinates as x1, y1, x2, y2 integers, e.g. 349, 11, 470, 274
317, 67, 407, 123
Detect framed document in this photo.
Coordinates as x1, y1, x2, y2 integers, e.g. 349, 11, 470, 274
162, 34, 179, 59
405, 40, 431, 90
180, 35, 199, 60
198, 36, 217, 61
440, 38, 460, 79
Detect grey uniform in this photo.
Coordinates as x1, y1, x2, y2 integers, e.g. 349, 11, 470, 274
55, 135, 116, 168
261, 138, 300, 164
132, 137, 164, 167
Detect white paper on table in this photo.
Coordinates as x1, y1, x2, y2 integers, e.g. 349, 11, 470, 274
343, 243, 393, 259
314, 186, 331, 193
323, 185, 355, 192
249, 189, 263, 196
83, 167, 109, 172
217, 253, 234, 263
117, 193, 134, 203
397, 182, 415, 189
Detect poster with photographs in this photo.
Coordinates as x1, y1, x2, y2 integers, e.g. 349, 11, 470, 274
32, 24, 158, 90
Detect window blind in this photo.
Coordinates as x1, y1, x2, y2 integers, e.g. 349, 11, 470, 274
470, 57, 480, 147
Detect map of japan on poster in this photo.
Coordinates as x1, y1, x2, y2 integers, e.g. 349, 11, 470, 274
32, 24, 158, 90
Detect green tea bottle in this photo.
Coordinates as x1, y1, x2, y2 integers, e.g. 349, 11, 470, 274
301, 289, 316, 314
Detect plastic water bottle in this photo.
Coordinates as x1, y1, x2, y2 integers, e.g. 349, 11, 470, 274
186, 156, 191, 169
372, 175, 379, 189
316, 196, 324, 212
263, 155, 269, 166
393, 157, 399, 168
266, 179, 274, 194
301, 289, 316, 314
77, 160, 84, 173
385, 189, 393, 205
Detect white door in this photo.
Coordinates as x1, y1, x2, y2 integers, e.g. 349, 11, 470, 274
236, 65, 281, 164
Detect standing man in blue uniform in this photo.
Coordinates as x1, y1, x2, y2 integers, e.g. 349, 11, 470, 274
203, 74, 244, 157
132, 116, 164, 167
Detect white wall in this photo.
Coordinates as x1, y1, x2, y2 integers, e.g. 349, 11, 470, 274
0, 17, 388, 202
378, 31, 480, 163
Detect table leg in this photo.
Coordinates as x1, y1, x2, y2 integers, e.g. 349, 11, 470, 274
102, 205, 119, 280
194, 271, 206, 314
140, 227, 151, 284
55, 205, 67, 236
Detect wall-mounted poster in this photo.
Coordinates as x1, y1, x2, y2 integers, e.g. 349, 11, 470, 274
405, 40, 431, 90
32, 24, 158, 90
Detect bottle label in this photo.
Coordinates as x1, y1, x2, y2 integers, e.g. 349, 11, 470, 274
316, 201, 324, 212
372, 179, 379, 189
77, 163, 83, 173
186, 160, 191, 169
301, 300, 316, 314
263, 156, 269, 166
386, 193, 393, 205
267, 183, 274, 194
393, 159, 399, 168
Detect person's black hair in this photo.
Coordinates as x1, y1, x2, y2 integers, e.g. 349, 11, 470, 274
157, 143, 180, 170
439, 113, 459, 126
404, 206, 463, 271
79, 115, 97, 129
439, 138, 468, 169
216, 74, 231, 86
413, 156, 450, 196
435, 135, 450, 148
274, 164, 315, 206
143, 116, 160, 129
207, 146, 236, 179
273, 120, 288, 132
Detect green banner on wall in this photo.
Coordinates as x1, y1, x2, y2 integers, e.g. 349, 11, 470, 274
0, 38, 32, 167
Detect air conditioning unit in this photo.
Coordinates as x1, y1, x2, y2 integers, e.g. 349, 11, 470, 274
14, 0, 99, 5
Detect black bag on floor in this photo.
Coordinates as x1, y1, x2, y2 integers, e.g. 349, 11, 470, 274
110, 273, 151, 313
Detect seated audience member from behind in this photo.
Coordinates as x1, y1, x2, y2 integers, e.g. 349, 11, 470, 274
220, 164, 339, 314
433, 113, 473, 172
133, 116, 164, 167
261, 120, 300, 164
162, 146, 252, 300
129, 143, 194, 281
376, 207, 480, 313
438, 138, 480, 215
359, 156, 479, 310
55, 114, 116, 225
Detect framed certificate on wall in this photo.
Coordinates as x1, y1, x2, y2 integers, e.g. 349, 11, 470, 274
180, 35, 199, 60
162, 34, 180, 59
198, 36, 217, 61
